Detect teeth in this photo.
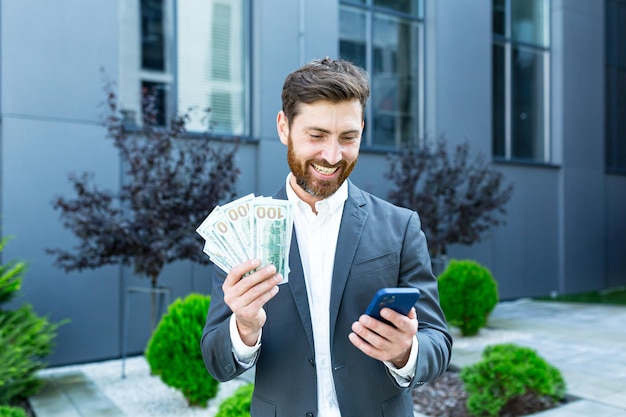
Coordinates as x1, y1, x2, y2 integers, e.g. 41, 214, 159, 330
313, 164, 337, 175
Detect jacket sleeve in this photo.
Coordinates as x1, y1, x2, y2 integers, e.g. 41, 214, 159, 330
200, 267, 255, 382
401, 211, 453, 387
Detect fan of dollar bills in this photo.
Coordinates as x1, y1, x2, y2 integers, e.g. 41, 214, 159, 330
196, 193, 294, 284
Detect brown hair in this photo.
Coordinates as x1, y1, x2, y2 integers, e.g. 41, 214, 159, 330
281, 57, 370, 126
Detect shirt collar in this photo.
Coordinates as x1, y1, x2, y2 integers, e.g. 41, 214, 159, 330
285, 173, 348, 216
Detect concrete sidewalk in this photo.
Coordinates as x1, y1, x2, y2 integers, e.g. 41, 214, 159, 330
30, 299, 626, 416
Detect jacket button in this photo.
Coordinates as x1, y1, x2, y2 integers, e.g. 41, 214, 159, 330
308, 358, 315, 367
306, 413, 314, 417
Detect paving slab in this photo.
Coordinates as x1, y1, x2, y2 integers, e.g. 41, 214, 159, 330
30, 371, 125, 417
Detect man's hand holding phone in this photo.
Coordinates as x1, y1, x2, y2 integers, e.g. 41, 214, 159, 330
349, 288, 421, 367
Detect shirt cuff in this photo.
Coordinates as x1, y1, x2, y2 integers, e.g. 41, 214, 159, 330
384, 334, 418, 385
229, 314, 261, 366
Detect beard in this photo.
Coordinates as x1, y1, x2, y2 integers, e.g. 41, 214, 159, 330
287, 135, 357, 199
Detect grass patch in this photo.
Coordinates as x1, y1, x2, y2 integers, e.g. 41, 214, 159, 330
536, 286, 626, 305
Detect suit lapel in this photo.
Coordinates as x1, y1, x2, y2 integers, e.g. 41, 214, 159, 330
286, 234, 315, 352
329, 182, 367, 345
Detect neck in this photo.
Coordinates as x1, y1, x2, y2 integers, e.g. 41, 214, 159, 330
289, 175, 321, 214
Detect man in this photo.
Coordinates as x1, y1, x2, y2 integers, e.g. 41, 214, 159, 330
201, 57, 452, 417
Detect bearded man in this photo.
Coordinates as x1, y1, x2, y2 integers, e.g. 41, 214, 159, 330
201, 57, 452, 417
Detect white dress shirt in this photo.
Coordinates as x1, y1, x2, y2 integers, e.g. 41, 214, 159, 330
287, 174, 346, 417
230, 174, 418, 416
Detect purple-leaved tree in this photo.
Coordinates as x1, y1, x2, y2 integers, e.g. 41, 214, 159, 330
47, 81, 239, 297
386, 138, 514, 271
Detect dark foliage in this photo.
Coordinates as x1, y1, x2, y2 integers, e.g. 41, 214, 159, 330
386, 139, 514, 258
47, 81, 240, 287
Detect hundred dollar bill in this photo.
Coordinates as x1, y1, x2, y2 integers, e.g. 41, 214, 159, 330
196, 205, 243, 271
196, 205, 220, 241
251, 197, 294, 284
197, 195, 294, 281
219, 193, 255, 260
202, 240, 232, 273
206, 209, 248, 266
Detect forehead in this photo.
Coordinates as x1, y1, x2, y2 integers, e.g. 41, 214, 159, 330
292, 100, 363, 131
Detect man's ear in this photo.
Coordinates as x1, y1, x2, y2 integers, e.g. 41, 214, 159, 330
276, 111, 289, 145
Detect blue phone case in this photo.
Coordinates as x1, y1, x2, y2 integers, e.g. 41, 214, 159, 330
364, 287, 421, 324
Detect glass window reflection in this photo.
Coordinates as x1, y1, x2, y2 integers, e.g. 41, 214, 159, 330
511, 46, 546, 160
141, 0, 165, 71
339, 8, 367, 70
606, 0, 626, 171
340, 1, 423, 148
511, 0, 549, 46
492, 0, 550, 162
372, 14, 419, 147
373, 0, 421, 17
492, 43, 506, 158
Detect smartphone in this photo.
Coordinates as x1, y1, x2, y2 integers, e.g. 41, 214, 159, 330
364, 287, 421, 325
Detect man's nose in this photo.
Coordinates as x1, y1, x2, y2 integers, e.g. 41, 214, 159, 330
321, 139, 342, 165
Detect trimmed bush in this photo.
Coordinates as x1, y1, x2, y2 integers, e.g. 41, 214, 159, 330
0, 237, 65, 405
215, 383, 254, 417
145, 293, 218, 406
437, 259, 498, 336
0, 406, 27, 417
460, 343, 566, 417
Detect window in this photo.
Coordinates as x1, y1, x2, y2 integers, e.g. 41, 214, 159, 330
492, 0, 550, 162
339, 0, 423, 148
141, 0, 166, 71
139, 0, 249, 135
140, 0, 171, 126
606, 0, 626, 173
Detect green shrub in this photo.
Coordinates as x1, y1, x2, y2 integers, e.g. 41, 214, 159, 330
0, 237, 65, 405
145, 293, 218, 406
437, 259, 498, 336
0, 240, 24, 305
215, 383, 254, 417
0, 405, 27, 417
460, 343, 566, 417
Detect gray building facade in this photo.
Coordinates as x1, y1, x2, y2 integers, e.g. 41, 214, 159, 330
1, 0, 625, 366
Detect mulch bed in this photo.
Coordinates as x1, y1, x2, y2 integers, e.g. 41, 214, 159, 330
412, 369, 573, 417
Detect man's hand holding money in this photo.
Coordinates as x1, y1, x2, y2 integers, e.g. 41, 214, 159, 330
196, 194, 294, 284
222, 258, 283, 346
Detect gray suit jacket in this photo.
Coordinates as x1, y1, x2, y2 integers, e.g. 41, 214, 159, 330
201, 181, 452, 417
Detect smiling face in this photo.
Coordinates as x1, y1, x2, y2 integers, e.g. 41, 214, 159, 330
277, 99, 364, 207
